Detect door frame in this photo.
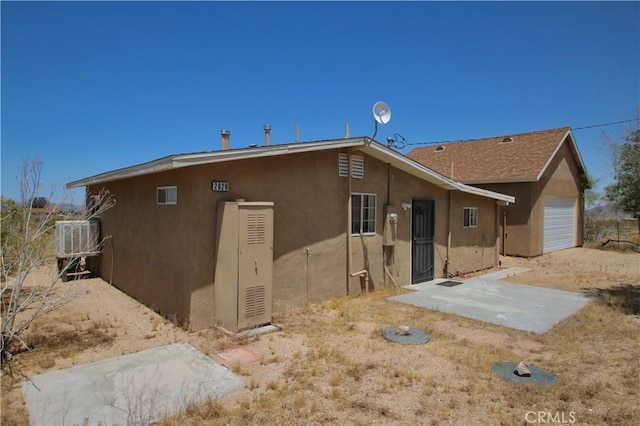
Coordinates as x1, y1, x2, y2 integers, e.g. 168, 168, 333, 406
411, 198, 435, 284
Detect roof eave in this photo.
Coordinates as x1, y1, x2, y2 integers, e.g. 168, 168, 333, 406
359, 142, 515, 204
66, 138, 367, 189
461, 177, 538, 185
535, 129, 587, 182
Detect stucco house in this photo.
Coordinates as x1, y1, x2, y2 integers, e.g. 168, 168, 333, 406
408, 127, 586, 258
67, 134, 513, 331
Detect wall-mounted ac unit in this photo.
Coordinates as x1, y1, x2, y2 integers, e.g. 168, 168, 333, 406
55, 220, 101, 258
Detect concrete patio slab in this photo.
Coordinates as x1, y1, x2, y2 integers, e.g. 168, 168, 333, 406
22, 343, 244, 426
390, 277, 591, 334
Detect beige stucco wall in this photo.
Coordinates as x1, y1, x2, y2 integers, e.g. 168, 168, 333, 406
477, 140, 584, 257
90, 148, 502, 329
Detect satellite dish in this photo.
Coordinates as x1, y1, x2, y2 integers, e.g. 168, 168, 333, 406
373, 101, 391, 124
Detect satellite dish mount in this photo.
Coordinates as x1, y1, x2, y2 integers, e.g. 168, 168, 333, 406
370, 101, 391, 142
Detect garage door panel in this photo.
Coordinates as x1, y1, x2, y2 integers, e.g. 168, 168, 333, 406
543, 198, 576, 254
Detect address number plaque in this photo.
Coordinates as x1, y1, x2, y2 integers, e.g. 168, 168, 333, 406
212, 181, 229, 192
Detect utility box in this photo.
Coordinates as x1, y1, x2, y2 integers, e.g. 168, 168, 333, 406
55, 220, 101, 258
214, 201, 274, 333
383, 205, 398, 246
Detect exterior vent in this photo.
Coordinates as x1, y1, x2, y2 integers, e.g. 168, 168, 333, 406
501, 137, 514, 143
435, 146, 445, 152
338, 153, 349, 177
351, 155, 364, 179
338, 153, 364, 179
245, 285, 266, 317
246, 213, 266, 245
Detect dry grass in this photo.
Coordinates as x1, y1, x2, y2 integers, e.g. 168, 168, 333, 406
1, 310, 116, 426
2, 247, 639, 425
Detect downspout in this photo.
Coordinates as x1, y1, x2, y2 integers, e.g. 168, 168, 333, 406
346, 147, 353, 295
503, 210, 507, 256
445, 190, 452, 278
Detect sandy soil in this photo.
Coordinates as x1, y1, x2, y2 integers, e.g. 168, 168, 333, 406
3, 247, 639, 425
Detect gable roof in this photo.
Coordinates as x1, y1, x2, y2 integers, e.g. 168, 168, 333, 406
66, 137, 514, 204
407, 127, 586, 184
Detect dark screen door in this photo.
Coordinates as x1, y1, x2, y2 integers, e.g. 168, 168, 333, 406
412, 199, 435, 283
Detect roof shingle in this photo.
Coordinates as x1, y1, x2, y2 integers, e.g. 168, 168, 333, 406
407, 127, 577, 183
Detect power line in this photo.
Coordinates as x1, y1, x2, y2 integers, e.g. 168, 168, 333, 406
571, 119, 635, 130
398, 118, 635, 148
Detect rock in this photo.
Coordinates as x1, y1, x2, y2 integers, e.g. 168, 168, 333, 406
514, 362, 532, 377
395, 325, 410, 335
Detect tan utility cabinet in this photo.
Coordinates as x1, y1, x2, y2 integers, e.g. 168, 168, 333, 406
214, 201, 274, 332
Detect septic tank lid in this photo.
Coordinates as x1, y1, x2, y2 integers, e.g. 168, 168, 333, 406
382, 326, 431, 344
492, 362, 557, 386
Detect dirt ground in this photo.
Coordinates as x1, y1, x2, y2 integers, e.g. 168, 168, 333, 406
2, 247, 639, 425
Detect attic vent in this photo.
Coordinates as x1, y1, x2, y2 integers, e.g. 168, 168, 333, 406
501, 137, 514, 143
435, 146, 445, 152
338, 153, 349, 177
338, 153, 364, 179
351, 155, 364, 179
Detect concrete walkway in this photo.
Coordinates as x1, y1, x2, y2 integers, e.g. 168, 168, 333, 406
22, 343, 244, 425
391, 269, 591, 333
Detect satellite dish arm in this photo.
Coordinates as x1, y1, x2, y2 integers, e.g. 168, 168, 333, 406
371, 121, 379, 142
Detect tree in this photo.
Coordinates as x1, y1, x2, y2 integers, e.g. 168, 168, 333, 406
1, 159, 115, 363
29, 196, 49, 209
582, 171, 599, 209
604, 113, 640, 233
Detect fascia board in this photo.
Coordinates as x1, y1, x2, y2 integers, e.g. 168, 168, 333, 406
66, 157, 174, 188
461, 177, 538, 185
357, 143, 458, 190
360, 143, 514, 203
66, 139, 367, 189
454, 183, 515, 204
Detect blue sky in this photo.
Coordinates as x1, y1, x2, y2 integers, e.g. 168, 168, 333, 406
2, 1, 638, 204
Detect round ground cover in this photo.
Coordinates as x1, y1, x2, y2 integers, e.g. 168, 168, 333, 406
492, 362, 557, 386
382, 326, 431, 344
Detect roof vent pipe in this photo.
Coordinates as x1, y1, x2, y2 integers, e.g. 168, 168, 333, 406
221, 129, 230, 150
295, 124, 300, 143
263, 124, 271, 146
345, 123, 350, 138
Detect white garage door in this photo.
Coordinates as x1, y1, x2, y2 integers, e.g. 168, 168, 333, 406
543, 197, 576, 254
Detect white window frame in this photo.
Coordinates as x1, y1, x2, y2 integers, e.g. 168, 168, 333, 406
351, 193, 377, 235
157, 186, 177, 205
463, 207, 478, 228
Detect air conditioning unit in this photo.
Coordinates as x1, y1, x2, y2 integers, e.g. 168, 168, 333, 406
55, 220, 101, 258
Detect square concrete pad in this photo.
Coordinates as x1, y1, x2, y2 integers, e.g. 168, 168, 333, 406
390, 278, 591, 334
22, 343, 244, 425
213, 345, 261, 368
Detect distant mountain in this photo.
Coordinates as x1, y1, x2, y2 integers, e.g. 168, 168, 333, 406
587, 204, 634, 220
54, 203, 84, 213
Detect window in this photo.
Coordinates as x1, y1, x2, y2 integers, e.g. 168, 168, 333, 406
157, 186, 177, 205
352, 193, 376, 235
338, 153, 364, 179
88, 194, 101, 217
463, 207, 478, 228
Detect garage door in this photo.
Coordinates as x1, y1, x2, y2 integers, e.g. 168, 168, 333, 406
543, 197, 576, 253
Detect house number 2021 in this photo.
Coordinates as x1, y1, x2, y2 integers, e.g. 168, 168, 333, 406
212, 181, 229, 192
